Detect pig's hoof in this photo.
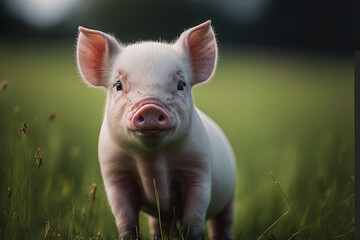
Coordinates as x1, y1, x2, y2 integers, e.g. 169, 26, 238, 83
210, 236, 232, 240
121, 236, 141, 240
186, 232, 203, 240
151, 235, 161, 240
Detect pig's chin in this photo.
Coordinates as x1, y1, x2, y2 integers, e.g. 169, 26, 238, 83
129, 128, 173, 148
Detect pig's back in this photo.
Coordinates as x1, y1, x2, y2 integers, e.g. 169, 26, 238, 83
196, 108, 236, 218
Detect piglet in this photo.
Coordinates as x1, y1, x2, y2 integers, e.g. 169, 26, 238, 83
76, 20, 236, 240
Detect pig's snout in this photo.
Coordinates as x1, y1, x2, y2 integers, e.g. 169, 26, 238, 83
132, 104, 170, 131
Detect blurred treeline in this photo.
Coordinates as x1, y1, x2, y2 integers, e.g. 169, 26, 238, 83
0, 0, 357, 53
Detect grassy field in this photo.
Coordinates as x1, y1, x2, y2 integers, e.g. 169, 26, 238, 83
0, 41, 354, 240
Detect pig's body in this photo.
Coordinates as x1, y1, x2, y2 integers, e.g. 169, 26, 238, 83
99, 106, 235, 217
76, 21, 236, 239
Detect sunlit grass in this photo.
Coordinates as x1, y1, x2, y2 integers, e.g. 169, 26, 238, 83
0, 42, 354, 239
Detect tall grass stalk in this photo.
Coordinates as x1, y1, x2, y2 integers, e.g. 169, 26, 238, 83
135, 225, 139, 240
288, 193, 354, 240
178, 224, 190, 240
168, 206, 176, 239
331, 231, 353, 239
269, 172, 306, 240
257, 211, 289, 240
153, 179, 164, 240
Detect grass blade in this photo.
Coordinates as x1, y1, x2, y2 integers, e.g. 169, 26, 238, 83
153, 179, 164, 240
288, 193, 354, 240
257, 211, 289, 240
269, 171, 306, 240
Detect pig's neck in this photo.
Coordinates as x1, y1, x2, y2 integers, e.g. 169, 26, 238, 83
134, 154, 171, 211
131, 108, 203, 206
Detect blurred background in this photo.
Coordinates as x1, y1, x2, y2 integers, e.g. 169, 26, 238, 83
0, 0, 357, 52
0, 1, 356, 239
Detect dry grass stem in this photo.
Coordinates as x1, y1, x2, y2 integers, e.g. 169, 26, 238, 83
257, 211, 289, 240
35, 147, 42, 171
91, 183, 97, 203
43, 221, 50, 240
48, 112, 56, 121
269, 171, 306, 240
96, 231, 103, 240
19, 122, 28, 135
7, 186, 12, 198
331, 231, 354, 239
350, 175, 354, 182
0, 79, 9, 91
288, 193, 354, 240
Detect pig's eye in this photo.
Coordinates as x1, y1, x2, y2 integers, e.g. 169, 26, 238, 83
114, 81, 122, 91
177, 81, 186, 91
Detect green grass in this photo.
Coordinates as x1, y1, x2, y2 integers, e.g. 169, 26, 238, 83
0, 41, 354, 239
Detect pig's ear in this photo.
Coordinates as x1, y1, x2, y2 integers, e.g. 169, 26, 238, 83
76, 27, 122, 87
174, 20, 217, 86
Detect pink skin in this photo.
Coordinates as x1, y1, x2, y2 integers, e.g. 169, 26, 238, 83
131, 99, 171, 133
76, 20, 236, 240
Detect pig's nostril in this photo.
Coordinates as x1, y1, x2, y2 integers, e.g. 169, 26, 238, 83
138, 115, 144, 122
158, 115, 164, 122
132, 104, 170, 129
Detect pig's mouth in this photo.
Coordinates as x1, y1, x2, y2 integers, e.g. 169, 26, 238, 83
132, 128, 172, 136
139, 129, 163, 135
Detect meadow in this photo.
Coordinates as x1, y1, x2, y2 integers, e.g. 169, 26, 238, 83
0, 41, 354, 239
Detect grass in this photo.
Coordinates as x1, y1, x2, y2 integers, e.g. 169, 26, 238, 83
153, 179, 164, 240
0, 41, 354, 239
268, 172, 305, 240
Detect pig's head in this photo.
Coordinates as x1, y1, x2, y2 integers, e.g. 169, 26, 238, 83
76, 20, 217, 150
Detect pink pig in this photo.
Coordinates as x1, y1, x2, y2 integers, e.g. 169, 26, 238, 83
76, 20, 236, 240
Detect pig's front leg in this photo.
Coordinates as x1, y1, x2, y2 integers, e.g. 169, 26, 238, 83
181, 181, 211, 240
106, 181, 140, 239
101, 160, 141, 240
99, 130, 141, 239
